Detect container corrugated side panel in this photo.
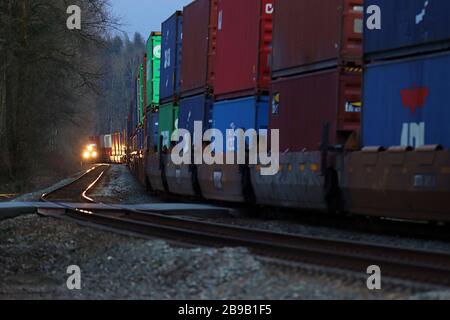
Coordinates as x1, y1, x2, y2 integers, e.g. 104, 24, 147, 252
207, 0, 218, 89
212, 95, 269, 152
214, 0, 273, 100
272, 0, 363, 78
146, 33, 161, 108
258, 0, 273, 94
139, 63, 145, 125
146, 112, 159, 150
364, 0, 450, 60
270, 69, 362, 152
363, 51, 450, 148
176, 14, 183, 97
153, 112, 159, 150
160, 12, 183, 103
137, 128, 144, 151
179, 94, 213, 136
180, 0, 211, 97
158, 102, 180, 151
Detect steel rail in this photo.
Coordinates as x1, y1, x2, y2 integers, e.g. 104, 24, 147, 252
41, 164, 110, 203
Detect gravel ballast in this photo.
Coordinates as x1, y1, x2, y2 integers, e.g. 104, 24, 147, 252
0, 213, 431, 300
1, 164, 450, 299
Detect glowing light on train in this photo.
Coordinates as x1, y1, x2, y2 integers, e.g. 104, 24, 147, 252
82, 144, 98, 160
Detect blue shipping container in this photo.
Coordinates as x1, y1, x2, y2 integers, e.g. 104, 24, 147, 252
364, 0, 450, 57
176, 15, 183, 96
212, 96, 269, 152
160, 11, 183, 102
179, 94, 213, 137
363, 51, 450, 148
146, 112, 159, 150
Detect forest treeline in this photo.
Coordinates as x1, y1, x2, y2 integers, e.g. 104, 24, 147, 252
0, 0, 144, 190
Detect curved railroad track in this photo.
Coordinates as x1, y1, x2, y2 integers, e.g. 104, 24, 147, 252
41, 164, 110, 203
39, 164, 450, 289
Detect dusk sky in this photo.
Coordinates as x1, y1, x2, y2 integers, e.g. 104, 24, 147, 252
110, 0, 192, 37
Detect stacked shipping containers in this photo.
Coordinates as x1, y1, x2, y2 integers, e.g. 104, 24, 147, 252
270, 0, 363, 152
146, 32, 162, 111
178, 0, 217, 141
161, 0, 218, 196
341, 0, 450, 220
146, 12, 184, 193
158, 11, 184, 151
363, 0, 450, 149
211, 0, 273, 153
193, 0, 273, 202
250, 0, 364, 210
140, 33, 162, 185
144, 32, 162, 152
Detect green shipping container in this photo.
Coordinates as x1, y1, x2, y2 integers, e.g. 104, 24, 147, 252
158, 102, 179, 151
139, 63, 145, 125
146, 32, 162, 109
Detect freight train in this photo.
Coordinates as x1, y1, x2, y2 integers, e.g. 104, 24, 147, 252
88, 132, 126, 164
126, 0, 450, 223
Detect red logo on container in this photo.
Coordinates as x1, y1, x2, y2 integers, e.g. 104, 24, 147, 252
400, 85, 429, 115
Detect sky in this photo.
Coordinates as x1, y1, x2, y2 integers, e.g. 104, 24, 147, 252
110, 0, 192, 37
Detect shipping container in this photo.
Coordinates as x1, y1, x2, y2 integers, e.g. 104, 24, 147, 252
270, 68, 362, 153
137, 127, 144, 151
146, 111, 159, 152
272, 0, 363, 78
180, 0, 218, 97
139, 62, 146, 125
179, 94, 213, 137
214, 0, 273, 100
197, 95, 268, 203
363, 51, 450, 149
158, 102, 180, 151
146, 32, 162, 109
364, 0, 450, 61
133, 78, 139, 130
212, 95, 269, 152
160, 12, 183, 103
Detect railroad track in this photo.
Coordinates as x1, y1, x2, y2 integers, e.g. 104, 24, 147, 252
41, 164, 110, 203
39, 164, 450, 289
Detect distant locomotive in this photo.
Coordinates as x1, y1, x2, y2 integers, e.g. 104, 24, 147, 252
88, 131, 126, 164
82, 143, 99, 162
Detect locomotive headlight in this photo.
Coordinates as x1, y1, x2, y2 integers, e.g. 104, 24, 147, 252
87, 145, 94, 152
83, 151, 91, 159
91, 151, 98, 158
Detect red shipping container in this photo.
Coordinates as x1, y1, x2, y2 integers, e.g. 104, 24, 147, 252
214, 0, 273, 100
180, 0, 218, 97
270, 68, 362, 153
272, 0, 363, 78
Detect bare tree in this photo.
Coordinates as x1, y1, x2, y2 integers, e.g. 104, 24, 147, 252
0, 0, 119, 189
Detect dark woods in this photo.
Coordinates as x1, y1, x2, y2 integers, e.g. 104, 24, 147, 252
0, 0, 143, 191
